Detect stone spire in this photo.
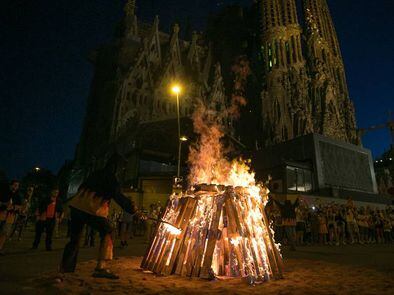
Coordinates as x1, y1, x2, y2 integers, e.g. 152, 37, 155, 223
303, 0, 357, 143
260, 0, 311, 145
123, 0, 138, 38
124, 0, 136, 17
281, 0, 299, 25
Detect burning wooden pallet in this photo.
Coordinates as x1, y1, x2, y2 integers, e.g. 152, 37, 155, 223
141, 184, 283, 283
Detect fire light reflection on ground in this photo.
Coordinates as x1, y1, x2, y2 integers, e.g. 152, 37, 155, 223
32, 251, 394, 295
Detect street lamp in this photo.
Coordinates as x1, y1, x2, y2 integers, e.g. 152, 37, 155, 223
170, 83, 183, 178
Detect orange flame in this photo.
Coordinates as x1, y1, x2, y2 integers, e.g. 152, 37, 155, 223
188, 56, 254, 187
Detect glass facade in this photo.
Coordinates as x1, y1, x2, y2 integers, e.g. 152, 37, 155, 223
286, 166, 313, 193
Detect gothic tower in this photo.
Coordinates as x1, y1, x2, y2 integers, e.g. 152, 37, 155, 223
303, 0, 358, 143
260, 0, 313, 145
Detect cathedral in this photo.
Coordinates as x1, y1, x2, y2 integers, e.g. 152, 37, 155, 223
260, 0, 357, 145
68, 1, 376, 203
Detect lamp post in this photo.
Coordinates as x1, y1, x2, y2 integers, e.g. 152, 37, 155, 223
170, 84, 184, 178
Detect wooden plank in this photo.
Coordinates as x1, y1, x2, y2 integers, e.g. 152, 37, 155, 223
174, 227, 192, 275
160, 198, 190, 275
191, 195, 217, 277
144, 224, 166, 270
140, 197, 174, 268
174, 199, 198, 275
237, 192, 261, 278
222, 198, 238, 277
200, 195, 224, 278
163, 198, 197, 275
182, 231, 197, 276
152, 234, 172, 273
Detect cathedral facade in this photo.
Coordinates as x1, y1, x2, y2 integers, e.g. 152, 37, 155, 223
260, 0, 357, 145
70, 0, 359, 195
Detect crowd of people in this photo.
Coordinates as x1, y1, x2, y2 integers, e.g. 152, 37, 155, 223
1, 173, 393, 279
0, 177, 165, 257
0, 179, 64, 255
110, 201, 164, 248
269, 197, 394, 249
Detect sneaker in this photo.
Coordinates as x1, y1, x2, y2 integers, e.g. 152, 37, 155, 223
92, 269, 119, 280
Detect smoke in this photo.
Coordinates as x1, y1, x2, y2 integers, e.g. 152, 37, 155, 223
229, 56, 250, 118
188, 56, 251, 186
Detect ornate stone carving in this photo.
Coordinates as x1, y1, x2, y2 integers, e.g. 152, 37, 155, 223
77, 0, 359, 168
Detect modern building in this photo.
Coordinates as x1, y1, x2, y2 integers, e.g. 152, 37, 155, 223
249, 133, 391, 205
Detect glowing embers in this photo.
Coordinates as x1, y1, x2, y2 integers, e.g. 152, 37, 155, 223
140, 185, 283, 283
162, 222, 182, 236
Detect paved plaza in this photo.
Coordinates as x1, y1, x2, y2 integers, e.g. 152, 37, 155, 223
0, 227, 393, 294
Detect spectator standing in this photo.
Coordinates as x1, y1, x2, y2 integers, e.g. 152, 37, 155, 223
272, 208, 283, 243
346, 208, 358, 244
357, 208, 369, 244
0, 180, 22, 255
120, 202, 135, 248
318, 210, 328, 245
295, 207, 306, 245
304, 212, 312, 244
274, 198, 299, 250
311, 209, 320, 244
327, 207, 337, 245
335, 207, 347, 245
367, 208, 376, 244
146, 204, 158, 243
10, 186, 34, 241
32, 188, 63, 250
383, 215, 392, 243
375, 210, 384, 243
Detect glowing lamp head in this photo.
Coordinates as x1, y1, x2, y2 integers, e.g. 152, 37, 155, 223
171, 84, 181, 95
180, 136, 188, 142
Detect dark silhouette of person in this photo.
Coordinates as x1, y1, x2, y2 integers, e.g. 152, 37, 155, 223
32, 188, 62, 250
274, 198, 299, 250
60, 157, 134, 279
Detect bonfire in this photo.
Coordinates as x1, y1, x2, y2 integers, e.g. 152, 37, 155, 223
141, 57, 283, 283
140, 176, 283, 283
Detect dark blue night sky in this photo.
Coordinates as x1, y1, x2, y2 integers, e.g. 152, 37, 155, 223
1, 0, 393, 179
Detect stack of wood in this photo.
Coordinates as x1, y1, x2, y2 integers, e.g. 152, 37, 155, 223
141, 184, 283, 282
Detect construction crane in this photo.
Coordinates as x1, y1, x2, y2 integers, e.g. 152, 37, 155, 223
357, 112, 394, 148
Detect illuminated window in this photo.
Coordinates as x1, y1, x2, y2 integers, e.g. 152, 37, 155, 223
286, 166, 313, 193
